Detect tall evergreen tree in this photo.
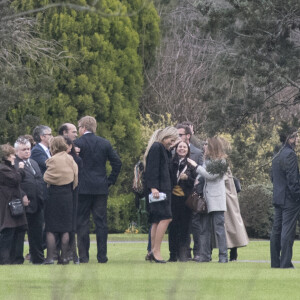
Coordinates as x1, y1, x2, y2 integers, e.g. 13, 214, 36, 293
7, 0, 160, 193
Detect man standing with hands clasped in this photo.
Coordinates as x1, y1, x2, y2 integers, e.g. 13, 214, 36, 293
270, 124, 300, 268
74, 116, 122, 264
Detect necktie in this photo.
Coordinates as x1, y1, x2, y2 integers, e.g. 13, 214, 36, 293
25, 160, 36, 175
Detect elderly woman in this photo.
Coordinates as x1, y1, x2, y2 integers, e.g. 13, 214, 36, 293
43, 136, 78, 265
144, 127, 179, 263
0, 144, 29, 264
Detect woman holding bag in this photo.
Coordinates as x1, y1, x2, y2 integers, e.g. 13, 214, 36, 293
0, 144, 29, 264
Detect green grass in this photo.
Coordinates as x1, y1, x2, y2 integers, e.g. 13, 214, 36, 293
1, 236, 300, 300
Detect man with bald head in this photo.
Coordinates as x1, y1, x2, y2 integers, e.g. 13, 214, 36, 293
58, 123, 78, 141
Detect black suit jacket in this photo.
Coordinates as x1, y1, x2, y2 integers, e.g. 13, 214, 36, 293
31, 143, 49, 175
271, 143, 300, 207
15, 156, 44, 214
74, 133, 122, 195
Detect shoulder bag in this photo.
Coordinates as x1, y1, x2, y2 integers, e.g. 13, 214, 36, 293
8, 199, 24, 217
185, 189, 207, 214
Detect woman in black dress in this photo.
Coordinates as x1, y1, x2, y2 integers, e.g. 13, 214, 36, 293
144, 127, 179, 263
43, 136, 78, 264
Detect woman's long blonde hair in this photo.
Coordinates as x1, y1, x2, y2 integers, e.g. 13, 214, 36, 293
143, 126, 178, 169
205, 136, 228, 160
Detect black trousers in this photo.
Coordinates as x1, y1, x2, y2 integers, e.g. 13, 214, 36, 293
168, 194, 192, 260
270, 200, 300, 268
27, 210, 45, 264
0, 227, 26, 265
77, 194, 108, 263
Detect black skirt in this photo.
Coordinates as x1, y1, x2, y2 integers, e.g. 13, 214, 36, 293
44, 183, 73, 233
147, 191, 172, 224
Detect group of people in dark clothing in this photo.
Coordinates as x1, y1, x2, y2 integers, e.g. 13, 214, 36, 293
0, 116, 121, 265
1, 115, 297, 269
143, 123, 248, 263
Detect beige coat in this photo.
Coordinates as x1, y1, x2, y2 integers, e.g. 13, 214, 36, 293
224, 170, 249, 248
44, 152, 78, 189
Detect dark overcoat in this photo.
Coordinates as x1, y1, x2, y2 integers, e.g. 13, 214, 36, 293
145, 142, 172, 193
0, 161, 27, 231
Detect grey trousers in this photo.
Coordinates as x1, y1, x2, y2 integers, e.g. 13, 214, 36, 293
192, 212, 211, 261
211, 211, 227, 261
270, 201, 300, 268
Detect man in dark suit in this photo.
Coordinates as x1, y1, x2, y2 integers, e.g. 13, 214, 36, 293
270, 125, 300, 268
15, 137, 45, 264
74, 116, 122, 263
30, 125, 52, 253
31, 125, 52, 175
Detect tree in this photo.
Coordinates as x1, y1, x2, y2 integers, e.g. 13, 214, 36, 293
6, 0, 160, 194
0, 1, 62, 141
195, 0, 300, 134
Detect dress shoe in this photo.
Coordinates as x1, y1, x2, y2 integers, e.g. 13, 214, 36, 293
150, 253, 166, 264
43, 259, 54, 265
98, 258, 108, 264
168, 257, 178, 262
218, 259, 228, 263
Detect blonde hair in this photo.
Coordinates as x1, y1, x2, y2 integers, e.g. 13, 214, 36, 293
78, 116, 97, 133
205, 136, 227, 160
143, 126, 178, 168
49, 136, 68, 155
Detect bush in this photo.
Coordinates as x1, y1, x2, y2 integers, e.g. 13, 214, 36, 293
239, 184, 274, 239
107, 193, 137, 233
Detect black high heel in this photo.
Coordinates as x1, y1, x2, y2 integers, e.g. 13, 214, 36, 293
150, 253, 166, 264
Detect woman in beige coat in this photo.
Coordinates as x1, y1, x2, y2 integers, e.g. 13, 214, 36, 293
224, 169, 248, 261
43, 136, 78, 264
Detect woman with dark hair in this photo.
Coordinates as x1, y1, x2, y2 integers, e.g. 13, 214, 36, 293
43, 136, 78, 265
168, 141, 196, 262
0, 144, 29, 264
144, 127, 179, 263
188, 136, 228, 263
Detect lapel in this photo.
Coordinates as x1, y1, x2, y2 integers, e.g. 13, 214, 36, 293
37, 143, 49, 158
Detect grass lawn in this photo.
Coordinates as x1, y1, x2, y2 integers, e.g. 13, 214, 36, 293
1, 235, 300, 300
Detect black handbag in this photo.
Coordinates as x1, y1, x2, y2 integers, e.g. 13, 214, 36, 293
8, 198, 24, 217
233, 177, 241, 193
185, 190, 207, 214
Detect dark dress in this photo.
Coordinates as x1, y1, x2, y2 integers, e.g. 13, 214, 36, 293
145, 142, 173, 223
45, 183, 73, 233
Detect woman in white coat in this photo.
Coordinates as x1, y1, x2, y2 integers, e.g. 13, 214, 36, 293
188, 137, 228, 263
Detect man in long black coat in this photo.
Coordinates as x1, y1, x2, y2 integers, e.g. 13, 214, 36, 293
74, 116, 122, 263
15, 137, 45, 264
270, 125, 300, 268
